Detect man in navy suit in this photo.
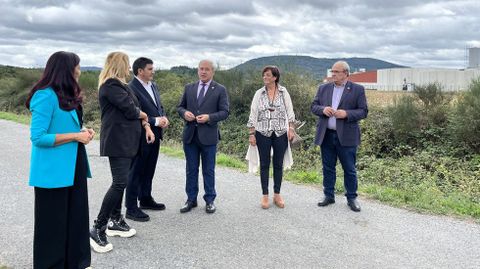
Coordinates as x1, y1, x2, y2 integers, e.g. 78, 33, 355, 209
125, 57, 169, 222
177, 59, 229, 214
311, 61, 368, 212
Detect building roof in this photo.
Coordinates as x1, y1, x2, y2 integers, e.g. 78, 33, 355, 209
348, 70, 377, 83
324, 70, 377, 83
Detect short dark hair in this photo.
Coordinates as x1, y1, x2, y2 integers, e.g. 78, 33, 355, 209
25, 51, 82, 110
132, 57, 153, 76
262, 65, 280, 84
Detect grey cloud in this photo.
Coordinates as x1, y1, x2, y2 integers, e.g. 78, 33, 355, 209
0, 0, 478, 69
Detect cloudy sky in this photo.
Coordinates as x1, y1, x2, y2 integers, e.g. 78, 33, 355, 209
1, 0, 479, 69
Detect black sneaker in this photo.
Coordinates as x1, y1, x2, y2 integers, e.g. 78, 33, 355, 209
90, 222, 113, 253
106, 215, 137, 238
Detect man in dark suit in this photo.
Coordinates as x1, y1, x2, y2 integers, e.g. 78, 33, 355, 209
177, 59, 229, 214
311, 61, 368, 212
125, 57, 169, 222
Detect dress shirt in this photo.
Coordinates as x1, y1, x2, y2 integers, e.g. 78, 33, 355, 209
135, 76, 157, 107
135, 76, 163, 127
327, 83, 345, 130
197, 80, 212, 99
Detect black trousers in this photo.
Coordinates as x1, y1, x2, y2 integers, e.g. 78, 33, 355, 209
95, 157, 132, 228
256, 131, 288, 195
33, 173, 90, 269
126, 141, 160, 210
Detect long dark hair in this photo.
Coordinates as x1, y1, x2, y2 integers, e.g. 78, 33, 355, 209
25, 51, 83, 110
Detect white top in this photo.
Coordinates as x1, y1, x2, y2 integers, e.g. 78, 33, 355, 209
247, 85, 295, 137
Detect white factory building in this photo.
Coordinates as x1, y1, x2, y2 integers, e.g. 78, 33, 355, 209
338, 47, 480, 91
375, 67, 480, 91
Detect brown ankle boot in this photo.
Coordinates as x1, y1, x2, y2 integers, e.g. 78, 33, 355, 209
273, 194, 285, 208
261, 195, 269, 209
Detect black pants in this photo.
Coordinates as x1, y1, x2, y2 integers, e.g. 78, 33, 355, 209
126, 141, 160, 210
256, 132, 288, 195
34, 174, 90, 269
95, 157, 132, 228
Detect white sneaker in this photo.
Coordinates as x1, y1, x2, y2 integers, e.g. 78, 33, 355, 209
106, 215, 137, 238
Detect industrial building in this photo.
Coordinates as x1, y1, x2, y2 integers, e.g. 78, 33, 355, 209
325, 47, 480, 91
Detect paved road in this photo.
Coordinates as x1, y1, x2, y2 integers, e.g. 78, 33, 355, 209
0, 119, 479, 269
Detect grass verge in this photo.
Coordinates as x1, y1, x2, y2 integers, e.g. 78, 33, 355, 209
160, 141, 247, 171
0, 111, 30, 124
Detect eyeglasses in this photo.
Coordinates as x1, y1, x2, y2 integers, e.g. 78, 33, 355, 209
331, 70, 345, 74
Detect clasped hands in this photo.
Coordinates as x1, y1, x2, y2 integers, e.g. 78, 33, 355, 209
77, 128, 95, 144
156, 116, 169, 128
184, 111, 209, 124
323, 107, 347, 119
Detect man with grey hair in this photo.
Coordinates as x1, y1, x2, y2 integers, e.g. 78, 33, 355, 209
311, 60, 368, 212
177, 60, 229, 214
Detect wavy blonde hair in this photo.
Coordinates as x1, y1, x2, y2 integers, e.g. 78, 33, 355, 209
98, 51, 130, 89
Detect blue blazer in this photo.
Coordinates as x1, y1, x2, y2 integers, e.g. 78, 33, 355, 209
311, 81, 368, 147
29, 87, 91, 188
177, 80, 229, 145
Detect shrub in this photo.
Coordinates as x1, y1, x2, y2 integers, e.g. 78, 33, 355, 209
360, 107, 395, 158
414, 82, 445, 108
388, 95, 421, 148
449, 78, 480, 155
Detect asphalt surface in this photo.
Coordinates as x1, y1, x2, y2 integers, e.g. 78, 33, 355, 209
0, 119, 479, 269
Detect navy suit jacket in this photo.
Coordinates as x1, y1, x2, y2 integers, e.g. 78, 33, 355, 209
128, 78, 165, 142
177, 80, 229, 145
311, 81, 368, 147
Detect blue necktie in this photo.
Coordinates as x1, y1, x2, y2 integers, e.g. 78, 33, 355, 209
197, 83, 207, 106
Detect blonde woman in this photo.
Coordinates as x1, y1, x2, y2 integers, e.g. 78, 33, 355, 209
247, 66, 295, 209
90, 52, 155, 253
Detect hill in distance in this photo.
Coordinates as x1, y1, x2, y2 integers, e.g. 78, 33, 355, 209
230, 55, 406, 79
81, 66, 102, 71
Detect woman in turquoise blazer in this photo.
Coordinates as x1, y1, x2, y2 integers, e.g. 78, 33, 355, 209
26, 51, 95, 269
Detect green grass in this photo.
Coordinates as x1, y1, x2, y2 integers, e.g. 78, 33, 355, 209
160, 143, 185, 158
360, 184, 480, 221
216, 153, 247, 170
0, 111, 30, 124
160, 141, 247, 171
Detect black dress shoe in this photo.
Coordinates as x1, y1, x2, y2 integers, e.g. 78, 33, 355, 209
317, 197, 335, 207
126, 208, 150, 222
140, 198, 166, 211
347, 199, 361, 212
205, 203, 216, 214
180, 201, 197, 213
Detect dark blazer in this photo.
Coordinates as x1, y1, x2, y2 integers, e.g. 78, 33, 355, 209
128, 77, 165, 142
177, 80, 229, 145
311, 81, 368, 147
99, 78, 142, 158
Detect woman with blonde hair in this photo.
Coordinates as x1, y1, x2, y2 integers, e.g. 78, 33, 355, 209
90, 52, 155, 253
